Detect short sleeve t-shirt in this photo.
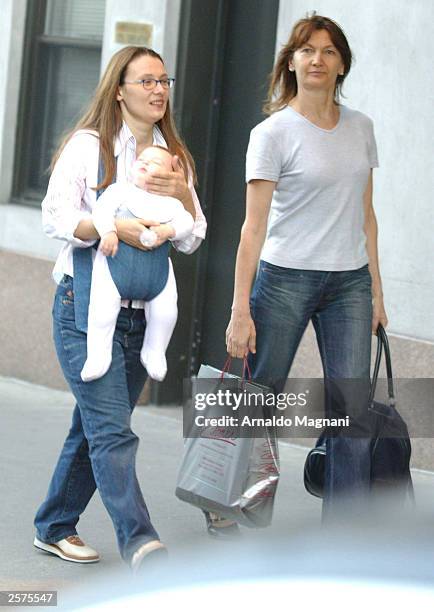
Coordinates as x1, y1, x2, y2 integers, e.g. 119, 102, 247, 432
245, 105, 379, 271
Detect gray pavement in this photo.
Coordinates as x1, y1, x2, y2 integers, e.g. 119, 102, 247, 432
2, 376, 434, 604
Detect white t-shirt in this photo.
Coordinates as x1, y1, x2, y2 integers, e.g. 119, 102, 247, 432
246, 104, 379, 271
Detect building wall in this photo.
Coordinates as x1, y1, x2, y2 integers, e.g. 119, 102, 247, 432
276, 0, 434, 343
101, 0, 181, 74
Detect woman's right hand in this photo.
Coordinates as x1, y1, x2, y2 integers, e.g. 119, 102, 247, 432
225, 310, 257, 358
115, 218, 160, 250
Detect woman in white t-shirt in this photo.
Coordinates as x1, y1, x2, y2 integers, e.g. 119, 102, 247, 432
34, 46, 206, 571
224, 14, 388, 527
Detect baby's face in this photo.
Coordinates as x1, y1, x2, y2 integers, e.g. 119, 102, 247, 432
132, 147, 172, 189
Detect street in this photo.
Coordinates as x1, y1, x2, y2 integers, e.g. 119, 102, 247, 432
2, 376, 434, 606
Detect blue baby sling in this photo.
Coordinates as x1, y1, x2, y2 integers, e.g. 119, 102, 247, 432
72, 155, 169, 332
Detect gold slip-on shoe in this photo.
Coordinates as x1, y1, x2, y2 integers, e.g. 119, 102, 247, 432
131, 540, 168, 574
204, 511, 241, 539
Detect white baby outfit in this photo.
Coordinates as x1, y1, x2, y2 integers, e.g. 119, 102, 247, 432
80, 183, 194, 383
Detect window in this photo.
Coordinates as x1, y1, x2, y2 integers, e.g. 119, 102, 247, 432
13, 0, 105, 204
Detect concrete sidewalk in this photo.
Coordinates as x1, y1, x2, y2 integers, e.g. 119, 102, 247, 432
1, 376, 434, 600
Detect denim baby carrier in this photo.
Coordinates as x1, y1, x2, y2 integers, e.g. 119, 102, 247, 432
72, 154, 169, 332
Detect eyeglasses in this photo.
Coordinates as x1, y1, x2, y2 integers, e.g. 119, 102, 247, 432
122, 78, 175, 90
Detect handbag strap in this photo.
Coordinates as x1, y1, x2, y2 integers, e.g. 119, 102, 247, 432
220, 355, 252, 381
369, 323, 396, 407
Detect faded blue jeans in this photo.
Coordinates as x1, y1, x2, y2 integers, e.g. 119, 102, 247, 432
248, 261, 373, 516
34, 274, 159, 562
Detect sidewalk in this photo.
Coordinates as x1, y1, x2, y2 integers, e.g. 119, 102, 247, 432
2, 376, 434, 599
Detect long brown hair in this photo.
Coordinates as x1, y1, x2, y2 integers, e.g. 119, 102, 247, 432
51, 46, 197, 189
264, 14, 352, 115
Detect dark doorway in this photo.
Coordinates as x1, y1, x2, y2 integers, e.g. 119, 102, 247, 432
154, 0, 279, 403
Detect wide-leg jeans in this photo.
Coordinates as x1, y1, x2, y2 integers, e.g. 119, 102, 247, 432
34, 275, 159, 562
248, 261, 373, 515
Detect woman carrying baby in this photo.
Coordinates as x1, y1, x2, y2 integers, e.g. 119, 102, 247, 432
34, 45, 206, 572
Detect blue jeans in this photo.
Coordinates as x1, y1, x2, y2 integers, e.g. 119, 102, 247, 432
34, 275, 159, 562
248, 261, 373, 515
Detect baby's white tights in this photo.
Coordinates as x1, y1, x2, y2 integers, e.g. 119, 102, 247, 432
80, 252, 177, 382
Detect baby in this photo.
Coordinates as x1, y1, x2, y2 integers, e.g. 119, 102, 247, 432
80, 145, 194, 383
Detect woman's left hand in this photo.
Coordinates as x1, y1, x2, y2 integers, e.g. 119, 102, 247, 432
372, 294, 388, 333
144, 155, 189, 201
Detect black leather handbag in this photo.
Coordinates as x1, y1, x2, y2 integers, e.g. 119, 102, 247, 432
304, 324, 413, 499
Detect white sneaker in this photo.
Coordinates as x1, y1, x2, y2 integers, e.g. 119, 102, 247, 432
33, 535, 100, 563
131, 540, 167, 573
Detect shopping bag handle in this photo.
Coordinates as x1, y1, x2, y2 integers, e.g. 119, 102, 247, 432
369, 323, 395, 408
221, 355, 252, 381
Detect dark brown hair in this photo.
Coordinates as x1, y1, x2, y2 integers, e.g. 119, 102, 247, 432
264, 14, 352, 115
51, 46, 196, 188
